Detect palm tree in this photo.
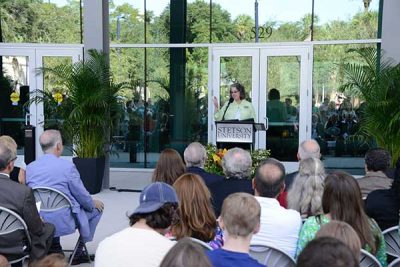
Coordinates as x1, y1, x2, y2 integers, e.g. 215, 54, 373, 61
339, 47, 400, 165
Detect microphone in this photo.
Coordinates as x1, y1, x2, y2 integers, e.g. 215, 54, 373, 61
222, 97, 234, 121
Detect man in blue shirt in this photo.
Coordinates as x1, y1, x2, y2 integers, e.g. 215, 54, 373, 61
207, 192, 264, 267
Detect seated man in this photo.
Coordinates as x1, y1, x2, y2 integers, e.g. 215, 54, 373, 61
26, 130, 104, 264
184, 142, 224, 186
95, 182, 178, 267
251, 158, 302, 258
207, 192, 263, 267
208, 148, 254, 216
357, 148, 392, 198
0, 137, 54, 262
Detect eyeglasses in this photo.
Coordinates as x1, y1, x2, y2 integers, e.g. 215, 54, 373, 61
8, 156, 17, 164
230, 90, 239, 94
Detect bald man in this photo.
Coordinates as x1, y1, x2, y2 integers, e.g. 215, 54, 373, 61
26, 130, 104, 264
251, 158, 302, 258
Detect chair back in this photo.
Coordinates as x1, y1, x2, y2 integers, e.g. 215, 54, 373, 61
0, 206, 31, 263
33, 187, 72, 212
383, 226, 400, 258
189, 237, 213, 251
389, 257, 400, 267
360, 249, 382, 267
249, 243, 296, 267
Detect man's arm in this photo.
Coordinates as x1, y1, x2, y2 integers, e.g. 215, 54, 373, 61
68, 165, 95, 211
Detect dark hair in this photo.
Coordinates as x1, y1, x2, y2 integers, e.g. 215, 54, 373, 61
254, 158, 285, 198
297, 237, 359, 267
159, 237, 211, 267
322, 171, 379, 254
230, 83, 246, 100
364, 148, 390, 172
129, 203, 178, 229
268, 88, 280, 100
152, 148, 186, 185
172, 174, 217, 242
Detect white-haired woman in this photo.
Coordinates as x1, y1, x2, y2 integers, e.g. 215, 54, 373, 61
287, 158, 326, 219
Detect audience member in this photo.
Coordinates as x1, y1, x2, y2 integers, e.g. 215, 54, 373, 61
207, 193, 263, 267
316, 221, 362, 259
30, 254, 68, 267
183, 142, 223, 186
152, 148, 186, 185
208, 148, 254, 216
171, 173, 218, 245
287, 158, 325, 218
0, 137, 54, 262
95, 182, 178, 267
0, 135, 25, 184
296, 171, 387, 267
278, 139, 321, 207
365, 168, 400, 231
26, 130, 104, 264
0, 255, 8, 267
357, 148, 392, 198
159, 237, 211, 267
251, 158, 302, 258
297, 237, 359, 267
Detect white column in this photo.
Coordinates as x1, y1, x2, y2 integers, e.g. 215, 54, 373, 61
381, 0, 400, 63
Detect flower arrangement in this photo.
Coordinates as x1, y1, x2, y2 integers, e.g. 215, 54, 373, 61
204, 144, 271, 178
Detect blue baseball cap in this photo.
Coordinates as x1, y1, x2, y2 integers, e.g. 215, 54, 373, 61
131, 182, 179, 216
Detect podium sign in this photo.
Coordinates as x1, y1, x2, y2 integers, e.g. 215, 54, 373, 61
216, 122, 254, 144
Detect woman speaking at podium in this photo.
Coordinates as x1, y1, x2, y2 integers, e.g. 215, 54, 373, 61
213, 83, 256, 121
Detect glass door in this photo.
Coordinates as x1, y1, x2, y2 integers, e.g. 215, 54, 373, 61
209, 45, 312, 169
0, 45, 82, 161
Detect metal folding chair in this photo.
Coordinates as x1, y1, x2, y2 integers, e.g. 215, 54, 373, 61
360, 249, 382, 267
33, 186, 91, 266
249, 243, 296, 267
383, 226, 400, 258
189, 237, 213, 251
0, 206, 31, 265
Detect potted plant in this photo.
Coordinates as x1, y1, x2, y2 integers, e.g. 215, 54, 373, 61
339, 47, 400, 165
31, 50, 126, 193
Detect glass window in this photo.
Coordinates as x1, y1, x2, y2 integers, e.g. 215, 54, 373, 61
0, 1, 81, 43
314, 0, 380, 40
312, 43, 378, 174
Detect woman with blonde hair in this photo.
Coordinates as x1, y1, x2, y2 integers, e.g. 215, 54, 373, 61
287, 158, 325, 218
316, 220, 362, 260
152, 148, 186, 185
171, 173, 218, 244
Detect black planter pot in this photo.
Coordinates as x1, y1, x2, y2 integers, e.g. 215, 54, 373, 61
73, 157, 105, 194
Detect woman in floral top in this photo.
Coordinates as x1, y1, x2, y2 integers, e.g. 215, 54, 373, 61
296, 171, 387, 267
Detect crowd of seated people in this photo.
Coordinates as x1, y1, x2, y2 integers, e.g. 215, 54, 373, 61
2, 133, 400, 267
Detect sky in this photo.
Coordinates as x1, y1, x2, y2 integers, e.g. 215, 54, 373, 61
51, 0, 379, 25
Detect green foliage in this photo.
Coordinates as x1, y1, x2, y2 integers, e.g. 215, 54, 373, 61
204, 144, 271, 178
30, 50, 128, 158
339, 48, 400, 165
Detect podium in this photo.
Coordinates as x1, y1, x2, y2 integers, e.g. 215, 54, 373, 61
215, 120, 266, 150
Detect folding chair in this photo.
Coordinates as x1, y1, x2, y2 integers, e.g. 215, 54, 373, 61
360, 249, 382, 267
0, 206, 31, 265
383, 226, 400, 258
33, 186, 91, 266
389, 257, 400, 267
189, 237, 213, 251
249, 243, 296, 267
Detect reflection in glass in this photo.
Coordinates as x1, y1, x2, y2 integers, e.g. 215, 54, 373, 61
0, 55, 29, 154
42, 57, 73, 156
312, 44, 377, 174
266, 56, 300, 161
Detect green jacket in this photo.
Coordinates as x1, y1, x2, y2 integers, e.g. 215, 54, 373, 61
214, 99, 256, 121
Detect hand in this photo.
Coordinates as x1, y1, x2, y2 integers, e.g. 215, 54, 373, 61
213, 96, 219, 110
93, 199, 104, 212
